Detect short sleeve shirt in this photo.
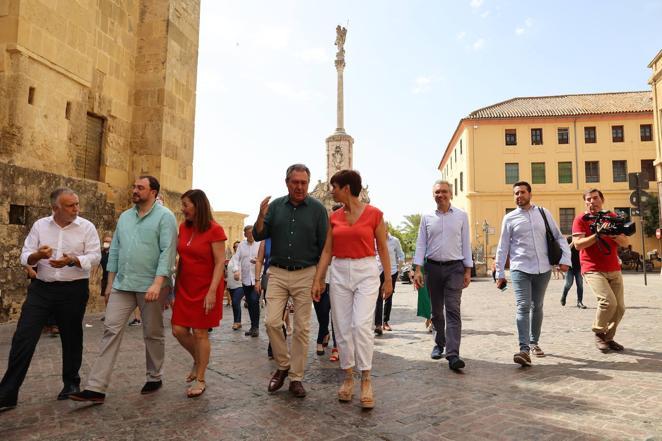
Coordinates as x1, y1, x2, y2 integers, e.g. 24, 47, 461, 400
331, 205, 383, 258
572, 213, 620, 274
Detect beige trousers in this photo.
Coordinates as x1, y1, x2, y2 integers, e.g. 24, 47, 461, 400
583, 271, 625, 340
264, 266, 315, 382
86, 289, 165, 393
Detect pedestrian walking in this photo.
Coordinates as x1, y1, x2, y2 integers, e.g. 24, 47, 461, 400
374, 233, 404, 334
253, 163, 328, 398
572, 188, 629, 352
171, 189, 227, 398
0, 188, 100, 411
235, 226, 261, 337
227, 241, 244, 330
312, 169, 392, 409
495, 181, 571, 367
412, 180, 473, 371
561, 236, 586, 308
70, 176, 177, 403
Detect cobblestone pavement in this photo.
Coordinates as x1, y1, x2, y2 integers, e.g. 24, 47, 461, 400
1, 273, 661, 441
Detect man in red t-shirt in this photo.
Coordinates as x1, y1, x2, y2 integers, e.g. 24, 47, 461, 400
572, 188, 629, 352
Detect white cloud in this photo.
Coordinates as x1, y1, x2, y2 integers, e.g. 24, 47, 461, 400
472, 38, 485, 50
296, 47, 331, 64
456, 31, 467, 40
515, 17, 534, 36
480, 10, 490, 18
412, 75, 437, 95
264, 81, 311, 101
470, 0, 484, 9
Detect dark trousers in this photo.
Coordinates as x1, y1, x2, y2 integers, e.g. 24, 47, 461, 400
230, 287, 245, 323
562, 268, 584, 303
374, 272, 398, 326
425, 261, 464, 358
313, 284, 337, 346
242, 284, 260, 329
0, 279, 89, 401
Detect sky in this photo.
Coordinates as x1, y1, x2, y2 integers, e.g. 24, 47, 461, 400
192, 0, 662, 227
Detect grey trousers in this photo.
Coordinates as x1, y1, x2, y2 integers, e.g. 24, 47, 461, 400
86, 289, 165, 393
425, 260, 464, 358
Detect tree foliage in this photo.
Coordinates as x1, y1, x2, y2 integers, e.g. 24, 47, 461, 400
642, 193, 660, 237
386, 214, 422, 260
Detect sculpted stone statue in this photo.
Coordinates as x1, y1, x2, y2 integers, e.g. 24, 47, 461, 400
332, 145, 344, 171
335, 25, 347, 54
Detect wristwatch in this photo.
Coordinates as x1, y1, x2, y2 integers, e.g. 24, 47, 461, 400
67, 256, 76, 267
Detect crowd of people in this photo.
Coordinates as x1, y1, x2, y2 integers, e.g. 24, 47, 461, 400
0, 165, 629, 412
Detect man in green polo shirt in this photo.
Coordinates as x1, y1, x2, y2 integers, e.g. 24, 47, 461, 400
71, 176, 177, 403
254, 163, 328, 398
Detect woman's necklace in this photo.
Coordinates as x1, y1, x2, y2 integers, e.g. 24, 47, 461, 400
187, 232, 195, 246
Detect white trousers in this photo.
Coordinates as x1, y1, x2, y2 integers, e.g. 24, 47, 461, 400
329, 257, 381, 371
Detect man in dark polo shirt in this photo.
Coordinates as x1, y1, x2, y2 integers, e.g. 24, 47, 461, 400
253, 163, 328, 398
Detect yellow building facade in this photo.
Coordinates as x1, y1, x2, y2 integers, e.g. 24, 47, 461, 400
649, 50, 662, 225
212, 211, 249, 254
439, 92, 657, 273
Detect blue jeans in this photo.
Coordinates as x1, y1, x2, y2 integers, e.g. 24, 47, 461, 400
229, 287, 244, 323
562, 268, 583, 303
511, 270, 551, 353
242, 284, 260, 330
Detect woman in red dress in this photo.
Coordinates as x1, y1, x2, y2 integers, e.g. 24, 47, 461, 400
172, 189, 227, 398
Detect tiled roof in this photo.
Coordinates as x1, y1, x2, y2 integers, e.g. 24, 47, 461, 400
467, 91, 653, 119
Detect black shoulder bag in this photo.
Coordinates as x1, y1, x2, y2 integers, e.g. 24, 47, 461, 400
538, 207, 562, 265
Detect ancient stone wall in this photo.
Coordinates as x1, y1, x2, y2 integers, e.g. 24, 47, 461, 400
0, 162, 117, 321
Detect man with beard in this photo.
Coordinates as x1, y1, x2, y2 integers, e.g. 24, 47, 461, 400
70, 176, 177, 403
495, 182, 571, 367
0, 188, 100, 411
572, 188, 629, 352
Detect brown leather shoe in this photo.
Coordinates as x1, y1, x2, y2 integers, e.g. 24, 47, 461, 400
268, 369, 289, 393
595, 333, 610, 352
607, 340, 624, 351
288, 380, 306, 398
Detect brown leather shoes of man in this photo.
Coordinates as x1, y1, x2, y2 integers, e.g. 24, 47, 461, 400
288, 381, 306, 398
595, 333, 610, 352
268, 369, 289, 393
607, 340, 624, 351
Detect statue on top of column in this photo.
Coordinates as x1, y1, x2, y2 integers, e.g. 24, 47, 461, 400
335, 25, 347, 56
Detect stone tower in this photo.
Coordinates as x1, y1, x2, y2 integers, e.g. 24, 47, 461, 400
0, 0, 201, 321
311, 25, 368, 208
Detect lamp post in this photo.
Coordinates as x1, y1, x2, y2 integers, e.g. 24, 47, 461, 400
482, 220, 489, 276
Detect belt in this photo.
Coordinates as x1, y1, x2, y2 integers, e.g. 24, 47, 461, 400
426, 259, 462, 266
271, 263, 314, 271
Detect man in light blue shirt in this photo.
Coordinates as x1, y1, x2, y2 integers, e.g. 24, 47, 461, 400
413, 180, 473, 371
71, 176, 177, 403
495, 181, 570, 367
374, 233, 405, 333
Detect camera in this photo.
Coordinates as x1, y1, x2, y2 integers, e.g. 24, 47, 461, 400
582, 210, 636, 236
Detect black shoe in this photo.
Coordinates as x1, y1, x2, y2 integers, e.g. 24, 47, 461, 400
430, 345, 444, 360
140, 380, 163, 395
560, 295, 566, 306
250, 327, 259, 337
577, 302, 587, 309
448, 356, 465, 371
0, 396, 17, 412
374, 326, 383, 336
69, 389, 106, 403
57, 383, 80, 400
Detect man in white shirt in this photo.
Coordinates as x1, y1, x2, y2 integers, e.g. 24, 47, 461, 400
374, 233, 405, 334
235, 226, 261, 337
227, 241, 244, 330
0, 188, 100, 411
413, 180, 473, 371
495, 181, 571, 367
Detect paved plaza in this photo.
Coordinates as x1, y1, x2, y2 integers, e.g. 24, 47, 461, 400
0, 273, 661, 441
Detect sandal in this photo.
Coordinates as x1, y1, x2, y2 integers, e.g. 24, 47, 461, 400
185, 364, 197, 383
383, 323, 392, 331
316, 344, 325, 356
329, 348, 339, 362
322, 333, 330, 348
232, 323, 242, 331
187, 380, 206, 398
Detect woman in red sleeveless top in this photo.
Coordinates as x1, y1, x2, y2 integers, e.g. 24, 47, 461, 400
312, 170, 392, 409
172, 189, 227, 398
